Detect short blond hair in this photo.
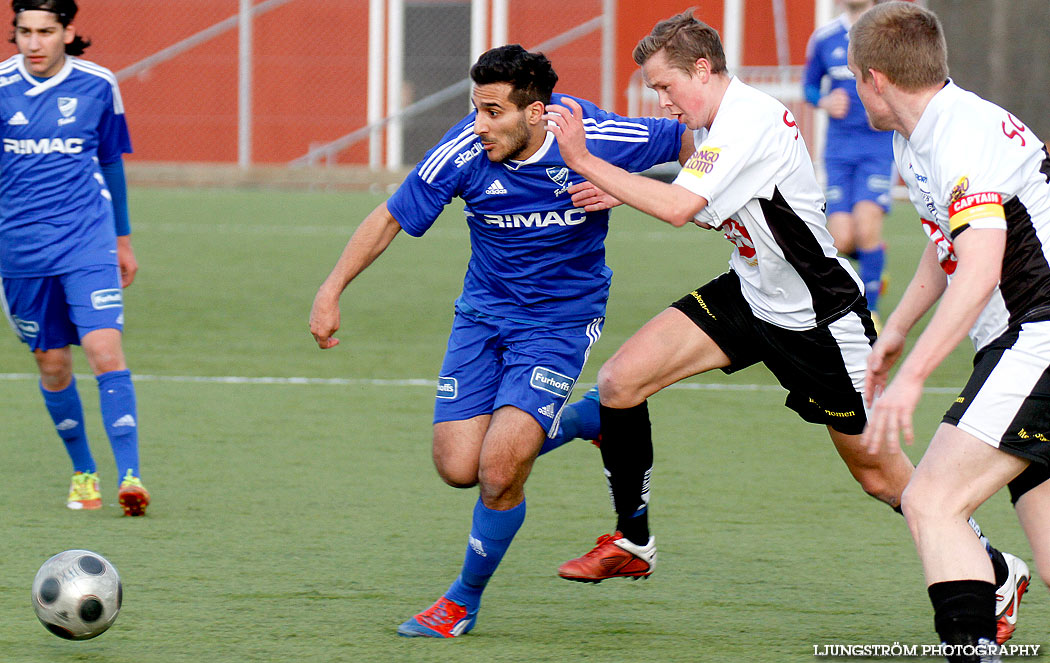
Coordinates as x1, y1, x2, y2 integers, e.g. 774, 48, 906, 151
849, 1, 947, 90
632, 9, 726, 76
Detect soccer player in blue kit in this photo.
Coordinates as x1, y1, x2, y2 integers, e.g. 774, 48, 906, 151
804, 0, 894, 322
310, 44, 690, 638
0, 0, 148, 516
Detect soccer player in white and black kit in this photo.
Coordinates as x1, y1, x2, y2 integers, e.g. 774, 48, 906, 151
0, 0, 148, 516
852, 3, 1050, 658
544, 9, 1028, 639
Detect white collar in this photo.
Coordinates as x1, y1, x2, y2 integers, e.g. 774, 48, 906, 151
17, 54, 75, 97
505, 131, 555, 171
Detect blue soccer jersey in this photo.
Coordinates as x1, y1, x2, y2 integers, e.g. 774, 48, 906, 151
387, 94, 683, 323
0, 54, 132, 278
803, 16, 891, 154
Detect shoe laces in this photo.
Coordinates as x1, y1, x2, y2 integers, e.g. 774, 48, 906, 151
419, 598, 461, 627
120, 469, 143, 489
69, 472, 100, 500
582, 533, 620, 557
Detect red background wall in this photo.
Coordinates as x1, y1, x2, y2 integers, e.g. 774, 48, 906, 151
27, 1, 818, 164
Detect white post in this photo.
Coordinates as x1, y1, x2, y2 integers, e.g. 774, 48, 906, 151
491, 0, 508, 48
368, 0, 385, 170
815, 0, 834, 28
470, 0, 488, 66
812, 0, 835, 179
601, 0, 616, 111
722, 0, 743, 74
237, 0, 252, 168
386, 0, 404, 170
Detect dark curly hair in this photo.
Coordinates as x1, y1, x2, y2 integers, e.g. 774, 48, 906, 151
11, 0, 90, 55
469, 44, 558, 108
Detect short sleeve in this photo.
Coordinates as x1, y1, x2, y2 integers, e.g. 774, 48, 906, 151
934, 134, 1008, 239
386, 171, 458, 237
96, 80, 132, 163
673, 105, 786, 225
386, 115, 475, 237
561, 95, 683, 172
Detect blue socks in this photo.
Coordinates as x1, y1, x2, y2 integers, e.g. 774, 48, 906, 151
855, 244, 886, 312
40, 378, 95, 473
446, 498, 526, 611
538, 386, 601, 456
97, 369, 140, 480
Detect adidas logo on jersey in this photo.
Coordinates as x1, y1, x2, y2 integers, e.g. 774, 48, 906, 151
485, 179, 508, 195
112, 414, 137, 428
537, 403, 557, 419
7, 111, 27, 125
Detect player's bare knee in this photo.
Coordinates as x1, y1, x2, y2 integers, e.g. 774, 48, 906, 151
899, 480, 951, 530
477, 473, 524, 509
856, 471, 899, 507
436, 466, 478, 489
431, 450, 478, 488
85, 348, 125, 375
34, 354, 73, 390
596, 363, 643, 409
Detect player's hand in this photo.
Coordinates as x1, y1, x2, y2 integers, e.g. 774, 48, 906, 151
569, 181, 622, 211
820, 88, 850, 119
543, 97, 591, 169
309, 288, 342, 349
861, 373, 923, 455
116, 235, 138, 288
863, 327, 906, 408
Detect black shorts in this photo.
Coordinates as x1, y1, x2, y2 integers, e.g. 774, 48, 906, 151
943, 321, 1050, 503
670, 271, 876, 435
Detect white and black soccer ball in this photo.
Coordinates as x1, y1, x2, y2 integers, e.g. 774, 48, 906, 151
31, 550, 122, 640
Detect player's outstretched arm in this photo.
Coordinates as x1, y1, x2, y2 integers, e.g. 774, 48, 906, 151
864, 241, 947, 407
568, 128, 696, 213
310, 202, 403, 350
863, 229, 1003, 454
544, 98, 705, 227
568, 181, 621, 212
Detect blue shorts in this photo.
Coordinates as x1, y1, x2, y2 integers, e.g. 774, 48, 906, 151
434, 306, 604, 435
1, 265, 124, 352
824, 141, 895, 215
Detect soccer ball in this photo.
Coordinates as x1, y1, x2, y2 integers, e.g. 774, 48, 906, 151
31, 550, 122, 640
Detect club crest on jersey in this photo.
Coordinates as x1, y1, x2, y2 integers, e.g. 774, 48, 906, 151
57, 96, 77, 125
949, 176, 970, 203
90, 288, 122, 310
547, 167, 571, 196
530, 367, 574, 398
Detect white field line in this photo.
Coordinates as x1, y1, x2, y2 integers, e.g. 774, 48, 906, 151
0, 372, 962, 394
131, 221, 684, 243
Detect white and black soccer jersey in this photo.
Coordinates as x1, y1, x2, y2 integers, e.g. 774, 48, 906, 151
902, 179, 1008, 351
672, 77, 863, 331
0, 54, 132, 278
386, 95, 682, 324
895, 81, 1050, 337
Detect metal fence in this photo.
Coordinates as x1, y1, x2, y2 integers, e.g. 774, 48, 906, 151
79, 0, 611, 168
